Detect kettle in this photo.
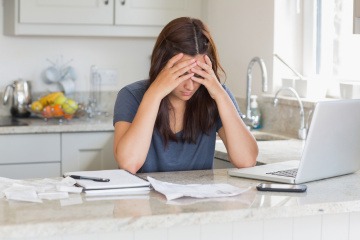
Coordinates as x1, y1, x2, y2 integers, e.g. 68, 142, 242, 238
3, 80, 32, 118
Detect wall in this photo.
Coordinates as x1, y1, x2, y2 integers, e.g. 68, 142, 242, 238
205, 0, 275, 101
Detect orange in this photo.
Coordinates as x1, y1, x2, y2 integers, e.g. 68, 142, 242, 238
51, 104, 64, 117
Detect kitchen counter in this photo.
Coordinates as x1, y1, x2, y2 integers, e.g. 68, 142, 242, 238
215, 136, 304, 165
1, 169, 360, 240
0, 116, 114, 134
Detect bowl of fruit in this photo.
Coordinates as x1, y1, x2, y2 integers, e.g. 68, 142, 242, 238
29, 92, 80, 120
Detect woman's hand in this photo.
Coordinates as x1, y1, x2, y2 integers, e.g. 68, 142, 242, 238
190, 55, 224, 99
149, 53, 197, 99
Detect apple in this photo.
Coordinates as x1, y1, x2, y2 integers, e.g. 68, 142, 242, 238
53, 95, 67, 106
62, 99, 78, 115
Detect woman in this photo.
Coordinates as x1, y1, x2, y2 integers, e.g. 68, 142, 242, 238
113, 17, 258, 174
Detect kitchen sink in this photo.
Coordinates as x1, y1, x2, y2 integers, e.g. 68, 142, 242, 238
216, 131, 290, 142
251, 131, 290, 141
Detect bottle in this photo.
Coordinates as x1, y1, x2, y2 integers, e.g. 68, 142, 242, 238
250, 95, 262, 129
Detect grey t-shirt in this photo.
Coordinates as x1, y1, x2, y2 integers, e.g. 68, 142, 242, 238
113, 80, 241, 173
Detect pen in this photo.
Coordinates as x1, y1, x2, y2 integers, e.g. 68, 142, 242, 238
69, 175, 110, 182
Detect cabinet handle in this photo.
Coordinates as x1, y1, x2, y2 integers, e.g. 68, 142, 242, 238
120, 0, 126, 6
104, 0, 109, 5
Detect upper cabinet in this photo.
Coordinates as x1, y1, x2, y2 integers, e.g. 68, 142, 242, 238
115, 0, 202, 26
19, 0, 114, 25
4, 0, 203, 37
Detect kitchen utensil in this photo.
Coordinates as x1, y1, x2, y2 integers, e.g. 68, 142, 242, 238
3, 80, 32, 118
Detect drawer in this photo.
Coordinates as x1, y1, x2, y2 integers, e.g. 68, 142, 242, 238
0, 163, 61, 179
0, 133, 60, 164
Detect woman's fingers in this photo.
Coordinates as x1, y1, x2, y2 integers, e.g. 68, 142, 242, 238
204, 55, 213, 67
196, 57, 213, 73
165, 53, 184, 69
190, 68, 208, 81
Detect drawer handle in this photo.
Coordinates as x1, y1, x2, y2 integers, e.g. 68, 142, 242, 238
104, 0, 109, 5
120, 0, 126, 6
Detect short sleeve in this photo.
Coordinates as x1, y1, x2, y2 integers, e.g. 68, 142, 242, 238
216, 84, 243, 131
113, 87, 141, 126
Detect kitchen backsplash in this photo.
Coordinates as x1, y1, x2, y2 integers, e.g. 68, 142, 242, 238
236, 95, 316, 139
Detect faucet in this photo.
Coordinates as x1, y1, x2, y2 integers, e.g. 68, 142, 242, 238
243, 57, 268, 128
273, 87, 307, 140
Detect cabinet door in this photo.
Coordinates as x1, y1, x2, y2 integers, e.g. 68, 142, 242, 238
115, 0, 203, 26
0, 133, 61, 179
0, 163, 60, 179
0, 133, 61, 164
61, 132, 118, 173
19, 0, 114, 25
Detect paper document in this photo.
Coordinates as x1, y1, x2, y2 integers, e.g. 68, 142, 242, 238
0, 177, 80, 203
147, 176, 250, 201
63, 169, 150, 190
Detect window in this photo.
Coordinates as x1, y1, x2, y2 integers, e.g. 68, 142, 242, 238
315, 0, 360, 97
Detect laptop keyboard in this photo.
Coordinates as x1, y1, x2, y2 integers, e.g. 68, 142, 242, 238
266, 168, 298, 178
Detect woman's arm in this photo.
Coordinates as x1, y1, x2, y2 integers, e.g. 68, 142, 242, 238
114, 53, 196, 173
191, 55, 258, 168
215, 94, 258, 168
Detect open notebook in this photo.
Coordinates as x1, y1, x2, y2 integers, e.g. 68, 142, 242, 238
63, 169, 150, 196
228, 99, 360, 184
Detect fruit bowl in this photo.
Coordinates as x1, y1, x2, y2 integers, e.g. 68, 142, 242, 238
28, 105, 75, 121
28, 92, 83, 121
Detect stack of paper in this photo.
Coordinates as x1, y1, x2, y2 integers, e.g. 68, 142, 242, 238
63, 169, 150, 196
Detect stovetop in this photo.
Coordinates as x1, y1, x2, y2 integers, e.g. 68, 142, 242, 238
0, 117, 28, 127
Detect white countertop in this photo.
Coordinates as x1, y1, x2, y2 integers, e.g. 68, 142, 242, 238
0, 116, 114, 134
1, 169, 360, 239
215, 137, 304, 164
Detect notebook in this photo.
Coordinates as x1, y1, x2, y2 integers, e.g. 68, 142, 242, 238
228, 99, 360, 184
63, 169, 150, 195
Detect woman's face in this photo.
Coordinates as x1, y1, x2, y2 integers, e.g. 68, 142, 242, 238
168, 54, 205, 103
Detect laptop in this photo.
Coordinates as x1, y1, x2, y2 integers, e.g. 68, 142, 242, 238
228, 99, 360, 184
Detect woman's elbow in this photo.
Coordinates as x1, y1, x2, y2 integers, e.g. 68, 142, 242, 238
114, 151, 143, 174
231, 148, 258, 168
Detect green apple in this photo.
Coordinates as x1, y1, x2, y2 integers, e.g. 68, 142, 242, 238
53, 95, 67, 106
62, 99, 78, 115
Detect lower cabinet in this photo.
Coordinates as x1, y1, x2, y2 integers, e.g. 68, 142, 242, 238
0, 131, 116, 179
61, 132, 118, 174
0, 133, 61, 178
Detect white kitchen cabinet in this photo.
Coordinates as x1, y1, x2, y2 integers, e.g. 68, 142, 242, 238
61, 132, 118, 173
115, 0, 202, 26
4, 0, 203, 37
19, 0, 113, 25
0, 133, 61, 179
0, 131, 116, 179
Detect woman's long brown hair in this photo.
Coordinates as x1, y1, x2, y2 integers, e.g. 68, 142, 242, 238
149, 17, 225, 145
